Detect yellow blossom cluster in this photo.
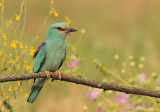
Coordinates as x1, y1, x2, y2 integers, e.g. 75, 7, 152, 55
5, 14, 20, 28
49, 8, 58, 17
0, 2, 2, 7
65, 16, 71, 24
2, 33, 7, 40
0, 0, 74, 110
8, 86, 12, 92
113, 54, 146, 74
51, 0, 54, 5
6, 20, 13, 26
113, 54, 119, 60
30, 46, 36, 56
19, 42, 24, 49
0, 50, 3, 55
24, 60, 32, 73
0, 30, 34, 107
15, 14, 20, 21
10, 40, 18, 49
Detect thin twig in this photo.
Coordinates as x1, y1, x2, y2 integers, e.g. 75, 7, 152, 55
0, 72, 160, 98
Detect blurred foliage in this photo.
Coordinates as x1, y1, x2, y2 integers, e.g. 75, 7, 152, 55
0, 0, 160, 112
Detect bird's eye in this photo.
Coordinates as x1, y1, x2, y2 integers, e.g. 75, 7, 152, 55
57, 27, 63, 31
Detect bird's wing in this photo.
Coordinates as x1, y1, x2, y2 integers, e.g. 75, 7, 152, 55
33, 41, 47, 72
33, 41, 45, 59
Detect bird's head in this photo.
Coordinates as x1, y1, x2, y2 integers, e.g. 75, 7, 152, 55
46, 22, 77, 40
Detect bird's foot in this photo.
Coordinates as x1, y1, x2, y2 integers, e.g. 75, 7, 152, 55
55, 70, 62, 79
45, 70, 52, 78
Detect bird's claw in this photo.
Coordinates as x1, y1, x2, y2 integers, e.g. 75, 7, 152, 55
51, 70, 62, 81
55, 70, 62, 79
45, 70, 52, 78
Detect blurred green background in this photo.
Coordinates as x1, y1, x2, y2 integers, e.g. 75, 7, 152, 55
1, 0, 160, 112
7, 0, 160, 71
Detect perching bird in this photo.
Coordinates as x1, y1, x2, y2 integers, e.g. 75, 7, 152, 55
27, 22, 77, 103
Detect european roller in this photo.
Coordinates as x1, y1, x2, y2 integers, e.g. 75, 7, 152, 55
27, 22, 77, 103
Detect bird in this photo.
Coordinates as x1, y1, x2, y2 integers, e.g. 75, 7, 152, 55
27, 22, 77, 103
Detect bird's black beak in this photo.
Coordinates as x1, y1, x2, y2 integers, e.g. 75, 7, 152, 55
66, 27, 77, 32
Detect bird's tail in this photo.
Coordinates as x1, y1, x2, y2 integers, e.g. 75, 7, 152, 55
27, 85, 43, 103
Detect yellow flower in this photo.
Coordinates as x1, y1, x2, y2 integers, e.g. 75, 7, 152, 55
3, 41, 7, 46
24, 60, 32, 71
138, 63, 144, 69
15, 55, 19, 62
4, 93, 9, 99
53, 10, 58, 17
130, 61, 135, 66
10, 20, 13, 24
140, 57, 146, 62
128, 79, 133, 83
11, 103, 16, 107
17, 81, 21, 86
20, 89, 23, 92
16, 65, 20, 71
49, 8, 58, 17
72, 45, 77, 51
0, 2, 2, 7
102, 79, 107, 82
121, 69, 126, 73
7, 60, 14, 65
114, 54, 119, 60
97, 103, 102, 107
8, 86, 12, 92
29, 70, 32, 73
106, 90, 113, 94
51, 0, 54, 5
24, 59, 28, 64
151, 72, 157, 77
15, 15, 20, 21
19, 43, 24, 49
2, 57, 5, 63
80, 29, 86, 34
70, 55, 77, 60
128, 55, 134, 60
65, 16, 71, 24
10, 40, 17, 48
14, 86, 18, 91
0, 50, 3, 56
9, 53, 12, 57
23, 92, 29, 98
49, 10, 53, 15
28, 80, 32, 83
6, 20, 12, 26
25, 45, 28, 49
83, 105, 88, 111
2, 33, 7, 40
30, 46, 36, 56
8, 67, 12, 71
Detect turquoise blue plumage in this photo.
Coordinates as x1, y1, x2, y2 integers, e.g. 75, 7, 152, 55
27, 22, 77, 103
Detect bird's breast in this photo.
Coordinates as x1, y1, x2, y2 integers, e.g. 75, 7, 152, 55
42, 40, 67, 72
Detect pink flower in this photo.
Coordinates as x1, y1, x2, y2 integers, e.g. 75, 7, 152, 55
97, 107, 103, 112
68, 58, 79, 68
139, 73, 146, 83
86, 88, 100, 100
115, 92, 130, 104
133, 110, 138, 112
158, 82, 160, 86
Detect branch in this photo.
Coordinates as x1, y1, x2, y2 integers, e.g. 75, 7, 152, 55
0, 72, 160, 98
